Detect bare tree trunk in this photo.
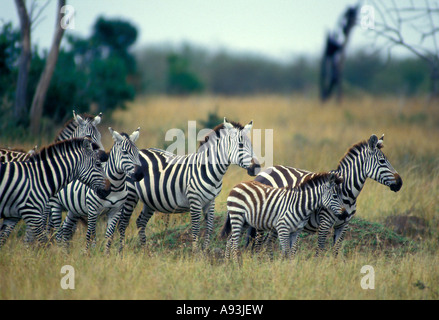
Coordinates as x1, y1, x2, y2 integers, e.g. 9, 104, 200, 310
14, 0, 31, 124
29, 0, 66, 135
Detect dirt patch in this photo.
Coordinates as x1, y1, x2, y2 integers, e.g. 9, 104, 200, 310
384, 214, 429, 240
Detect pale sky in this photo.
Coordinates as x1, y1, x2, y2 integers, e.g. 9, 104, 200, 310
0, 0, 431, 61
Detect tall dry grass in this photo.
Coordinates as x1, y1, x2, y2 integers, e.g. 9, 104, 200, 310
1, 95, 438, 299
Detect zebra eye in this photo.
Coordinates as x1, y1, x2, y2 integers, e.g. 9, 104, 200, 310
332, 194, 338, 199
379, 158, 386, 165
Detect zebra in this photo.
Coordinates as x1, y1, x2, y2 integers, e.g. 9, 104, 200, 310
56, 111, 104, 149
247, 134, 403, 256
0, 137, 111, 248
0, 111, 104, 164
117, 118, 258, 252
50, 128, 143, 253
0, 146, 38, 162
220, 172, 346, 262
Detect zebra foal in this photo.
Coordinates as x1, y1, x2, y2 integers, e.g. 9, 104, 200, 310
221, 173, 346, 262
0, 137, 111, 248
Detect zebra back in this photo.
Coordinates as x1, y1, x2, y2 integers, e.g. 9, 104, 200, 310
0, 146, 36, 162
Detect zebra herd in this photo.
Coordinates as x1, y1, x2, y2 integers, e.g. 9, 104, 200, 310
0, 111, 403, 262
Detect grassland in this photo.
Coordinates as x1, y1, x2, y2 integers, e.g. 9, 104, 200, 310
1, 95, 438, 300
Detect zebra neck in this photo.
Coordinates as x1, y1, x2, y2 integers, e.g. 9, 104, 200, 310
32, 145, 77, 196
104, 154, 127, 189
198, 139, 230, 176
291, 186, 322, 217
337, 149, 368, 200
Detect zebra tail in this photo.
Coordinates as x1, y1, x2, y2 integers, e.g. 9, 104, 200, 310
219, 213, 232, 239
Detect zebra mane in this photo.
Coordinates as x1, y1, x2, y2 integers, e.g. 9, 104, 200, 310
27, 138, 93, 162
296, 172, 340, 191
337, 137, 386, 170
336, 140, 370, 170
0, 147, 27, 153
199, 120, 244, 147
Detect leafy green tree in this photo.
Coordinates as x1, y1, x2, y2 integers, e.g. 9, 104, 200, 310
166, 53, 204, 95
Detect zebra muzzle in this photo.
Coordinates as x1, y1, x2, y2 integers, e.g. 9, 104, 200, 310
247, 158, 261, 176
390, 173, 402, 192
131, 165, 144, 182
96, 179, 112, 199
338, 208, 349, 220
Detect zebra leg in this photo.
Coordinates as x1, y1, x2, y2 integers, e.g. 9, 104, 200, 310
49, 199, 64, 243
225, 236, 233, 260
277, 229, 291, 260
62, 212, 79, 250
104, 208, 122, 254
253, 230, 265, 254
333, 224, 348, 257
136, 205, 154, 247
22, 213, 48, 246
48, 199, 64, 243
86, 208, 99, 251
118, 191, 139, 252
266, 230, 278, 260
290, 232, 301, 257
0, 218, 19, 248
230, 216, 245, 264
202, 201, 215, 251
289, 231, 300, 259
316, 219, 333, 257
188, 200, 203, 252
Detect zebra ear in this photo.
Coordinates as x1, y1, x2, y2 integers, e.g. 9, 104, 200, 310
223, 117, 234, 130
377, 134, 384, 149
108, 127, 123, 143
130, 127, 140, 142
243, 120, 253, 134
93, 112, 102, 126
74, 111, 86, 127
368, 134, 378, 150
327, 173, 343, 187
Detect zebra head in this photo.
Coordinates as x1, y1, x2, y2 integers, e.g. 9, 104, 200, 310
76, 137, 111, 199
108, 127, 143, 182
321, 173, 347, 219
223, 117, 256, 170
364, 134, 402, 192
73, 111, 106, 153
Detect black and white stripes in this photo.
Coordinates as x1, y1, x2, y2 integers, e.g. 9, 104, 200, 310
221, 173, 345, 262
118, 118, 257, 251
250, 134, 403, 256
49, 128, 142, 252
0, 137, 110, 248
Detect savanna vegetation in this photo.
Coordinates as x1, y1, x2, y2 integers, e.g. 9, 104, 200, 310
1, 95, 438, 300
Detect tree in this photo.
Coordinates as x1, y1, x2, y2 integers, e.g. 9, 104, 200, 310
370, 0, 439, 100
29, 0, 66, 134
320, 5, 358, 102
166, 53, 204, 95
14, 0, 31, 124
